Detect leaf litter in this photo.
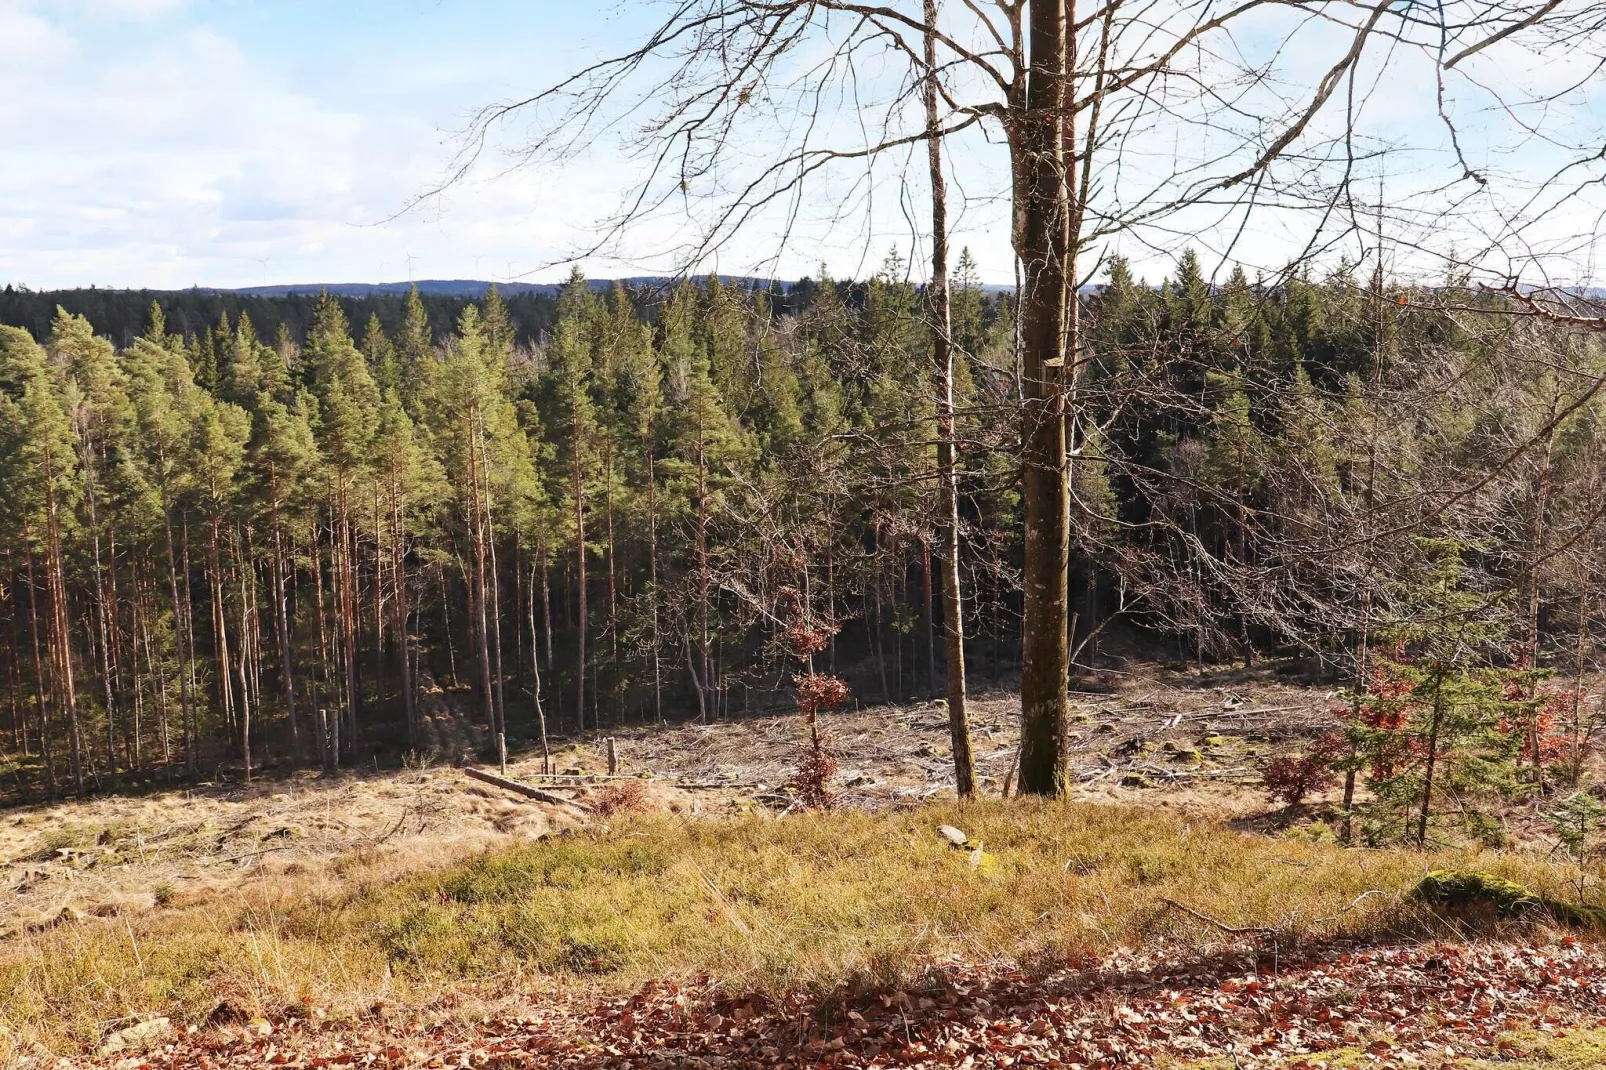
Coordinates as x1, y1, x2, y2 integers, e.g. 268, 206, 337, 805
67, 938, 1606, 1068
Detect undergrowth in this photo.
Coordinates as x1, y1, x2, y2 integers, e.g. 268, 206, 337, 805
0, 798, 1598, 1053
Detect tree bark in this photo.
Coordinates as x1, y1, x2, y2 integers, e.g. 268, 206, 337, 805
924, 0, 978, 797
1015, 0, 1073, 797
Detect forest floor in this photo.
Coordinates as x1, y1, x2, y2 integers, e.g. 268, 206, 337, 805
0, 663, 1334, 934
1, 664, 1602, 1067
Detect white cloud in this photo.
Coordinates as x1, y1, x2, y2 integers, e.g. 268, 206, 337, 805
71, 0, 189, 17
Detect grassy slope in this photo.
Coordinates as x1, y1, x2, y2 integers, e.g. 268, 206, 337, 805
0, 798, 1597, 1053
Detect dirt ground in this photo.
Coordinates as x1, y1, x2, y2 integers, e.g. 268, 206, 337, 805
0, 664, 1338, 938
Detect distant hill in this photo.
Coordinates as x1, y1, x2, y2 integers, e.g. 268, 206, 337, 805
224, 277, 790, 298
0, 274, 1022, 347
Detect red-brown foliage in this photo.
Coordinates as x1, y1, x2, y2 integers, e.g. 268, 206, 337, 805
592, 779, 650, 817
1262, 749, 1337, 809
789, 672, 851, 809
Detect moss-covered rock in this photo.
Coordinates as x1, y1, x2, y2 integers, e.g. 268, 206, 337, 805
1410, 870, 1606, 930
1411, 870, 1545, 917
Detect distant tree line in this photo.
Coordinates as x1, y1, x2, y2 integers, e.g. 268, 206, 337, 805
0, 285, 559, 353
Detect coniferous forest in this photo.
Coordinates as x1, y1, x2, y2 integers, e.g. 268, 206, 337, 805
2, 251, 1603, 811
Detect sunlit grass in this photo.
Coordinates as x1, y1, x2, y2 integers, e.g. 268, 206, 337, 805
0, 798, 1597, 1053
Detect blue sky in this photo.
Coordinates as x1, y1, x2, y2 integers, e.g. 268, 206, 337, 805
3, 0, 1601, 291
0, 0, 701, 289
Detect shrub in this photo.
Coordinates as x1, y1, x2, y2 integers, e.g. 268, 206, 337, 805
1262, 753, 1336, 809
592, 780, 650, 818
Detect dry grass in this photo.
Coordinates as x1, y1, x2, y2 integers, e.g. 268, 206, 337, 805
1, 797, 1598, 1055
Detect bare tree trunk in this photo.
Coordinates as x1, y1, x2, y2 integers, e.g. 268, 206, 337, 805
1015, 0, 1073, 797
1525, 387, 1559, 793
924, 0, 977, 797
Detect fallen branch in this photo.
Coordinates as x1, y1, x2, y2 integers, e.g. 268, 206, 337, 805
517, 771, 766, 790
1159, 897, 1278, 936
1312, 889, 1388, 926
464, 767, 588, 809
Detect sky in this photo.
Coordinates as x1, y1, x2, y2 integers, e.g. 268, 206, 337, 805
0, 0, 698, 290
2, 0, 1601, 292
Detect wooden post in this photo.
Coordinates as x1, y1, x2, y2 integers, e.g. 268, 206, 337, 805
606, 736, 617, 775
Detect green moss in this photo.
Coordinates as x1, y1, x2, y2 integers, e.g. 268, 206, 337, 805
1458, 1029, 1606, 1068
1410, 870, 1606, 930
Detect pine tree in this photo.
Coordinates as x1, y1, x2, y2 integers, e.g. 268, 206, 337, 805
0, 326, 85, 793
304, 294, 379, 759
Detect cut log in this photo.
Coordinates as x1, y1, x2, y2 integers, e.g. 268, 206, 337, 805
465, 766, 588, 809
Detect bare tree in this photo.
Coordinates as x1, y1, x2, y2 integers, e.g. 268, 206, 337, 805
430, 0, 1602, 796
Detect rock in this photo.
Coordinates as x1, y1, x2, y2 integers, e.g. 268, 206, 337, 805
1411, 870, 1606, 930
936, 825, 968, 847
97, 1017, 170, 1055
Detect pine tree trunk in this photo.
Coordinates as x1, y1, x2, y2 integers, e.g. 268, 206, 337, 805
574, 420, 588, 734
646, 438, 661, 722
208, 515, 236, 747
82, 447, 118, 775
270, 493, 299, 759
180, 518, 200, 767
311, 512, 332, 768
1417, 669, 1445, 849
391, 483, 415, 749
529, 560, 549, 773
468, 422, 496, 738
339, 490, 361, 755
373, 486, 386, 729
24, 545, 56, 792
604, 438, 618, 724
480, 431, 508, 743
695, 410, 709, 720
234, 525, 255, 780
41, 446, 85, 795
